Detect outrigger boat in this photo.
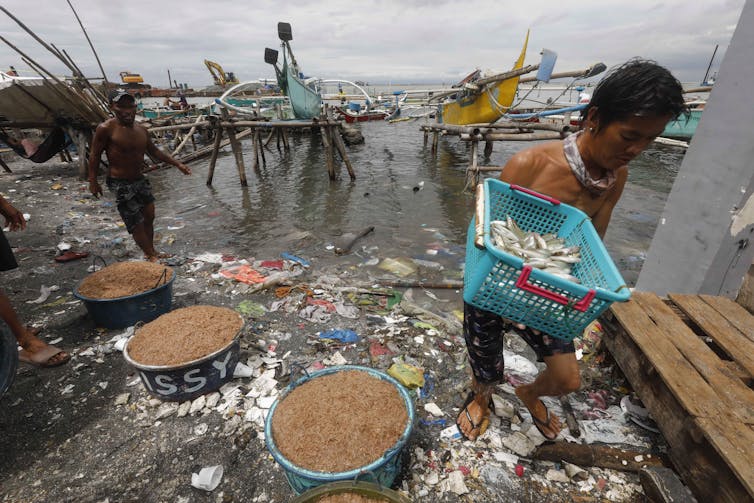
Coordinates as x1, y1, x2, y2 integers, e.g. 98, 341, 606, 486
264, 22, 321, 119
432, 31, 555, 125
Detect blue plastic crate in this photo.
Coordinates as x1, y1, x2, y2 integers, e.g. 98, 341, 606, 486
463, 179, 630, 341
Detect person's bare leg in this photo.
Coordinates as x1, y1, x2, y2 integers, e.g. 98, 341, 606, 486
457, 374, 496, 440
514, 352, 580, 438
0, 289, 68, 364
131, 203, 157, 260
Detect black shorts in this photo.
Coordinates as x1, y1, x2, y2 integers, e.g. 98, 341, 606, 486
106, 176, 155, 233
0, 228, 18, 272
463, 302, 575, 385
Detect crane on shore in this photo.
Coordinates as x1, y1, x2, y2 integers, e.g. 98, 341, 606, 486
204, 60, 239, 87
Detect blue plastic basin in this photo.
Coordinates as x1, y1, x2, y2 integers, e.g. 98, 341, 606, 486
265, 365, 415, 495
73, 268, 175, 329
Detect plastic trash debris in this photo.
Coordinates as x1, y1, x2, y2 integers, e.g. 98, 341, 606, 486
281, 252, 310, 267
191, 465, 223, 491
441, 470, 469, 496
440, 425, 462, 441
420, 417, 447, 427
236, 300, 267, 318
515, 464, 524, 477
620, 395, 660, 433
502, 431, 536, 457
219, 265, 267, 284
491, 394, 515, 419
323, 351, 347, 366
564, 462, 589, 481
387, 362, 425, 389
233, 362, 253, 378
424, 402, 444, 417
378, 257, 417, 277
502, 349, 538, 377
26, 285, 59, 304
545, 468, 569, 483
317, 328, 359, 344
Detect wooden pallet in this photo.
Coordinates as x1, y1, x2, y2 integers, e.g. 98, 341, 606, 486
601, 291, 754, 503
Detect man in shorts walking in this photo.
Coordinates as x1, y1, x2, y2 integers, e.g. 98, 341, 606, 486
457, 59, 687, 441
88, 92, 191, 261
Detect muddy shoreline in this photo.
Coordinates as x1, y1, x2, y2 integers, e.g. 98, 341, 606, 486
1, 157, 665, 502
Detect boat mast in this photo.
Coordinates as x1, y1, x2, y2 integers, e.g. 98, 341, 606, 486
701, 44, 718, 85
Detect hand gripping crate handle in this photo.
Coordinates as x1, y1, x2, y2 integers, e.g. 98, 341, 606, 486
515, 265, 596, 312
510, 184, 561, 206
474, 183, 486, 249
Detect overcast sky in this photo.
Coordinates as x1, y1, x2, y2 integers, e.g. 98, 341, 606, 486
0, 0, 745, 88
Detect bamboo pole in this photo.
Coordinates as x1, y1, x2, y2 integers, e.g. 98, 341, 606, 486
257, 127, 266, 165
252, 127, 260, 172
469, 139, 479, 187
0, 6, 77, 74
65, 0, 109, 89
171, 114, 204, 157
282, 127, 290, 150
461, 131, 563, 141
263, 130, 275, 147
206, 125, 225, 186
484, 140, 493, 157
333, 127, 356, 180
321, 122, 336, 180
220, 109, 247, 186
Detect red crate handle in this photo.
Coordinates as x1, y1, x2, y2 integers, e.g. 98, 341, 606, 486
515, 266, 596, 312
510, 184, 561, 206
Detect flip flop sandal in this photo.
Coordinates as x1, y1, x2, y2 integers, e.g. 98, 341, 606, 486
54, 251, 89, 263
530, 401, 559, 441
18, 345, 71, 368
455, 391, 493, 441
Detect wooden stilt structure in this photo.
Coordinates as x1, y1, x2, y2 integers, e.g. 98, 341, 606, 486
420, 121, 573, 189
146, 112, 357, 185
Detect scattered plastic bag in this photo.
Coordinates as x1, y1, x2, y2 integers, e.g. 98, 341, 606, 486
318, 329, 359, 344
236, 300, 267, 318
388, 362, 425, 388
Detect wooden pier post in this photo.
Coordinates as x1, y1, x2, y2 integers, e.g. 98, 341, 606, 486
206, 121, 224, 186
322, 123, 336, 180
333, 126, 356, 181
220, 109, 247, 186
484, 140, 494, 158
468, 139, 479, 187
423, 128, 429, 147
258, 127, 266, 166
431, 131, 439, 153
252, 127, 260, 172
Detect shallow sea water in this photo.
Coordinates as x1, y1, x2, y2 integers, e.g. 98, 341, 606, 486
146, 119, 686, 286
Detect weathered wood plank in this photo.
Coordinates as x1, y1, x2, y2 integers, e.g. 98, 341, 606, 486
534, 442, 668, 472
669, 293, 754, 378
700, 294, 754, 343
602, 313, 752, 502
695, 417, 754, 497
610, 295, 725, 418
634, 293, 754, 424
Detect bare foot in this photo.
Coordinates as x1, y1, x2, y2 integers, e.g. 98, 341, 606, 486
515, 385, 561, 440
456, 393, 491, 441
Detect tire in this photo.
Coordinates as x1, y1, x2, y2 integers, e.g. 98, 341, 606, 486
0, 321, 18, 397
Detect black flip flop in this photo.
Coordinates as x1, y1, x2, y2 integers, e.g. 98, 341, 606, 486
456, 391, 493, 441
530, 400, 558, 441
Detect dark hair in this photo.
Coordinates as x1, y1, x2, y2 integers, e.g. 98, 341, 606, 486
583, 58, 688, 129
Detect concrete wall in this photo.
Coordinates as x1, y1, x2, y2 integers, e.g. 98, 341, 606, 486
636, 3, 754, 298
